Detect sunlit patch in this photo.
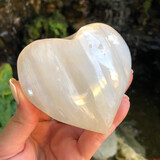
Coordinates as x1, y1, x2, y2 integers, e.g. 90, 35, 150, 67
92, 86, 101, 97
111, 71, 118, 81
108, 34, 119, 44
113, 82, 119, 88
28, 89, 33, 96
72, 93, 87, 106
73, 98, 85, 106
99, 77, 107, 89
72, 93, 95, 119
110, 71, 119, 88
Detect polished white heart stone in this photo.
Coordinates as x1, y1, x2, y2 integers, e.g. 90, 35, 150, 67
17, 23, 131, 134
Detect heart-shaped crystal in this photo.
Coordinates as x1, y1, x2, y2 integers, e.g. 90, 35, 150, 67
17, 23, 131, 134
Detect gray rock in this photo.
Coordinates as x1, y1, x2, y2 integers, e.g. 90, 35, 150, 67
115, 138, 146, 160
93, 132, 117, 160
116, 125, 146, 156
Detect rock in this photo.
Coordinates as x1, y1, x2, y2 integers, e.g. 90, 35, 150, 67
116, 125, 146, 156
0, 0, 35, 64
93, 132, 117, 159
115, 138, 146, 160
92, 135, 146, 160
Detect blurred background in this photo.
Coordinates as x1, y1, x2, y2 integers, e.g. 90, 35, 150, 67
0, 0, 159, 159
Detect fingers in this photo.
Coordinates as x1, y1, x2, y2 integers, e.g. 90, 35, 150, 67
78, 95, 130, 160
126, 69, 133, 92
14, 81, 51, 122
0, 78, 40, 159
39, 111, 52, 122
112, 95, 130, 127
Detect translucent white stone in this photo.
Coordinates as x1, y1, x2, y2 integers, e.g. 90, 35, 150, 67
17, 23, 131, 134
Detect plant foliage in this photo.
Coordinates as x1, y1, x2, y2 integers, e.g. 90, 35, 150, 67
23, 11, 68, 45
143, 0, 152, 14
0, 63, 16, 132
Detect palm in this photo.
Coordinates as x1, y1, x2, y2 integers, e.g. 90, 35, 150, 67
0, 73, 132, 160
27, 120, 84, 160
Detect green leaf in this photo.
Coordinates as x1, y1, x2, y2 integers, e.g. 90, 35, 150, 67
0, 63, 13, 96
143, 0, 152, 14
23, 10, 68, 45
0, 79, 11, 96
0, 63, 13, 82
0, 96, 12, 127
0, 63, 16, 132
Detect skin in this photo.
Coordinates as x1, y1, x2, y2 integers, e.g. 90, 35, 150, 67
0, 73, 133, 160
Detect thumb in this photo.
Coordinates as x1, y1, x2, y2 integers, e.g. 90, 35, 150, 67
77, 95, 130, 160
0, 78, 40, 159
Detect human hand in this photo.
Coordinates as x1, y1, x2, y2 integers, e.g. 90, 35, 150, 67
0, 71, 133, 160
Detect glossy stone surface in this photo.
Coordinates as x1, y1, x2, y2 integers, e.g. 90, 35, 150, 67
17, 23, 131, 133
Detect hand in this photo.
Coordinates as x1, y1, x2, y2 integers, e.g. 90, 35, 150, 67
0, 72, 133, 160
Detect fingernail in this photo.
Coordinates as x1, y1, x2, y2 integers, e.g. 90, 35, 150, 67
124, 94, 130, 100
131, 69, 134, 74
9, 78, 19, 104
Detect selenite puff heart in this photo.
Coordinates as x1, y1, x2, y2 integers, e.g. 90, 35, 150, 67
17, 23, 131, 134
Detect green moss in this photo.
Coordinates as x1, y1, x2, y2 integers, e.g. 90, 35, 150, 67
143, 0, 152, 14
0, 63, 16, 132
141, 0, 152, 25
23, 11, 68, 45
